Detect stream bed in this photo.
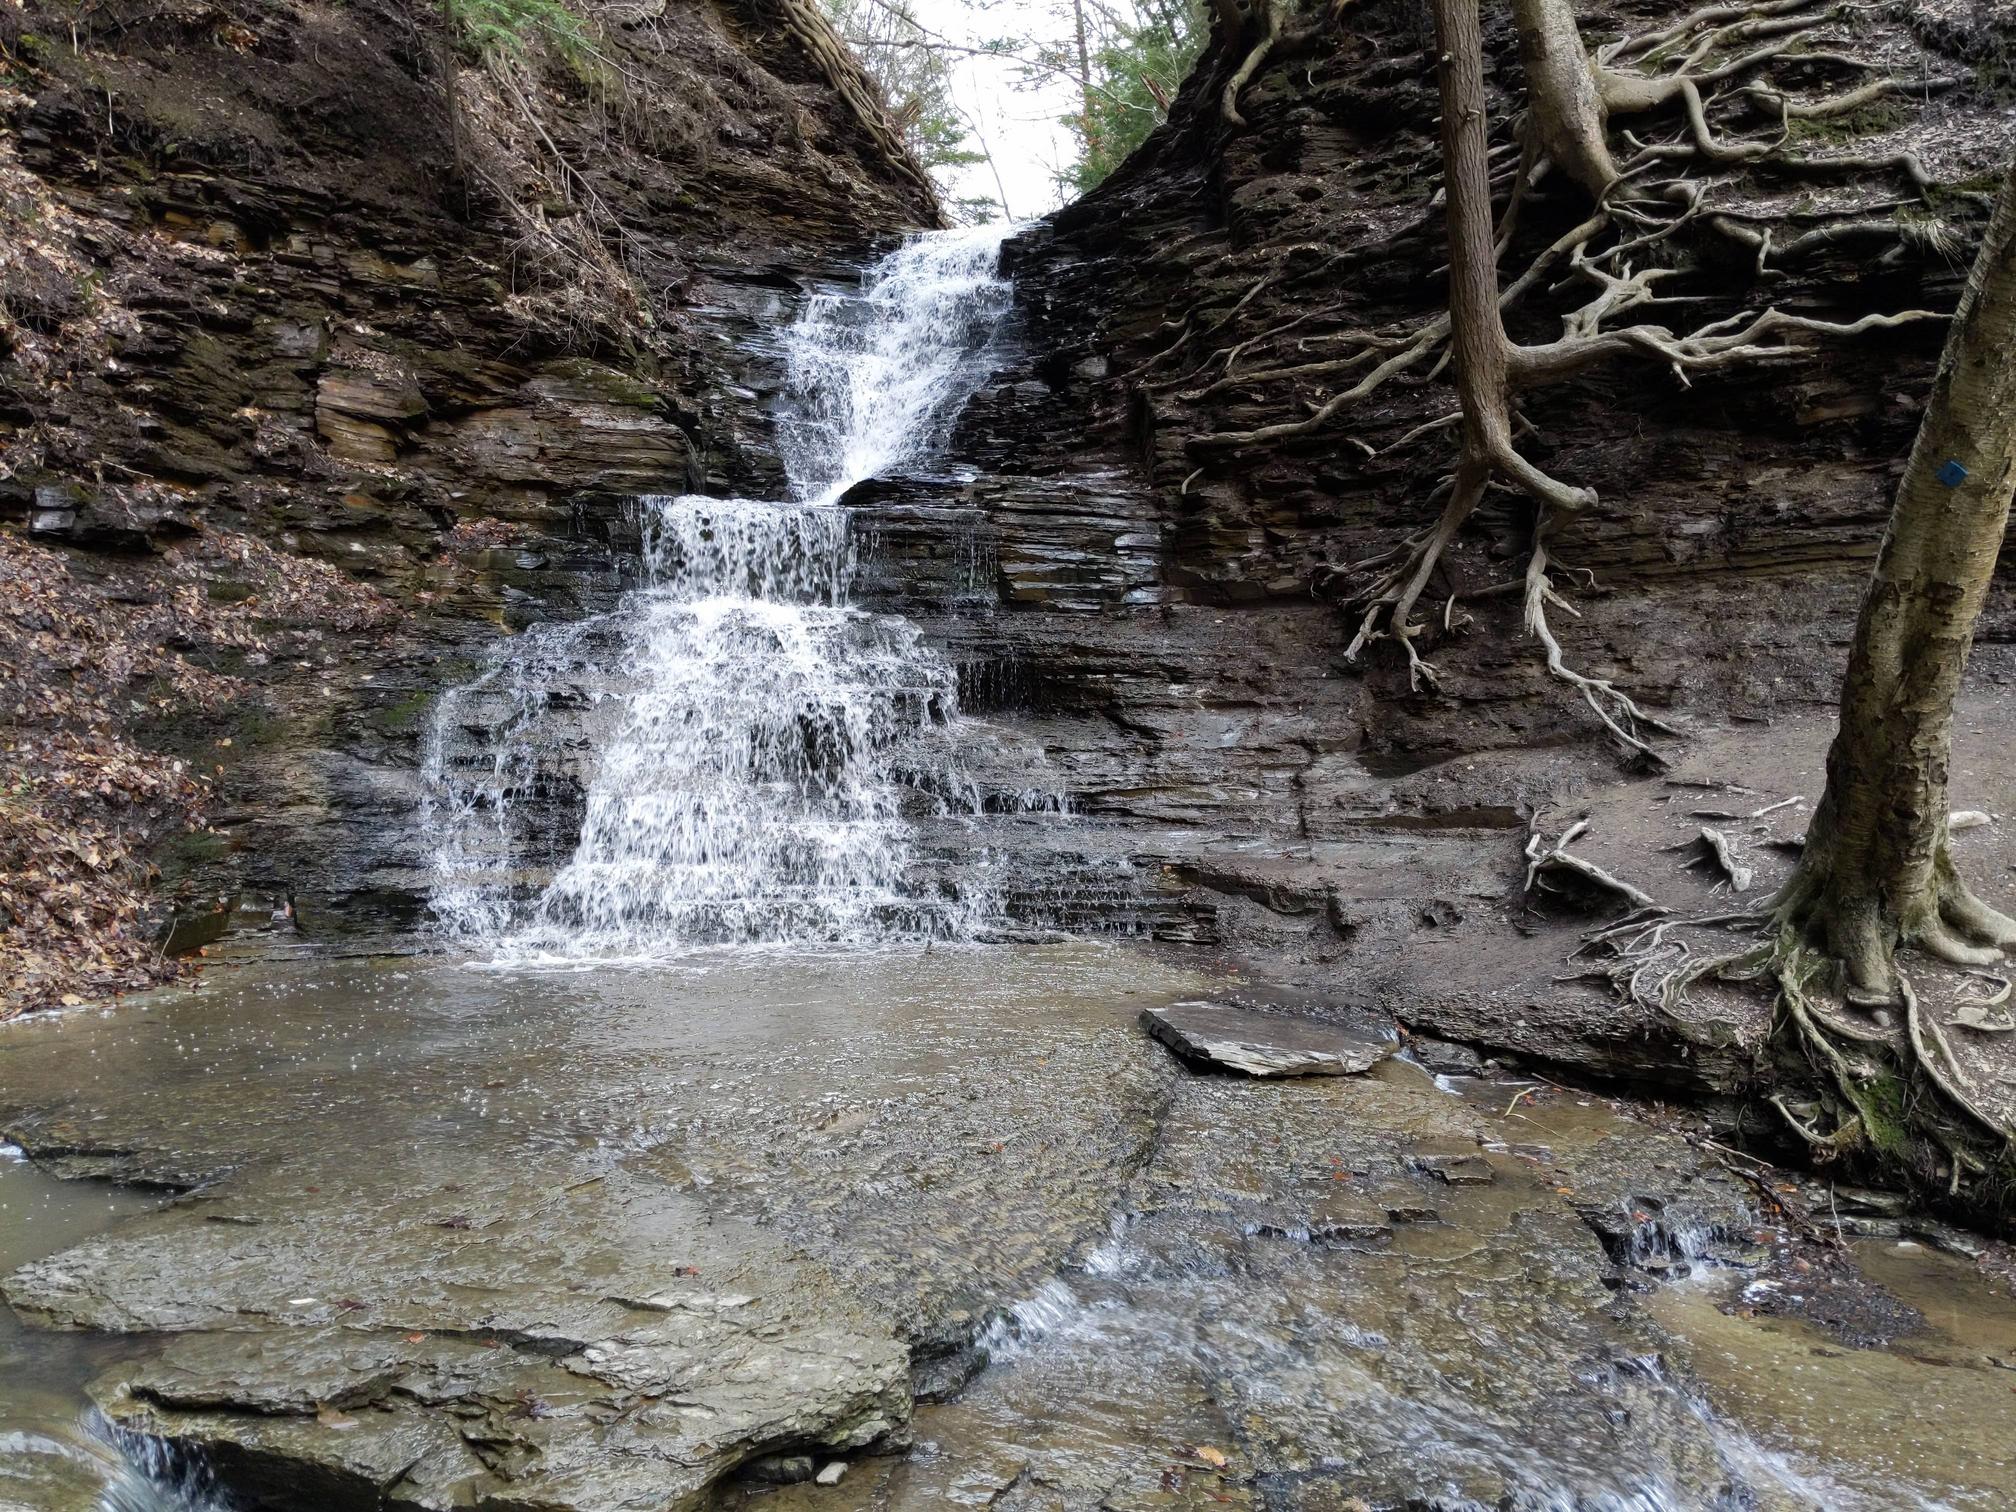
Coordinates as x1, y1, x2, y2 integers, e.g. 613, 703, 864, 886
8, 226, 2015, 1512
2, 946, 2013, 1510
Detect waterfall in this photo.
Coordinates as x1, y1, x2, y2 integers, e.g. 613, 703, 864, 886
779, 227, 1016, 504
422, 226, 1021, 957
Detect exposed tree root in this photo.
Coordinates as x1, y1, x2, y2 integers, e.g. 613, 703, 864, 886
1190, 320, 1450, 451
1525, 819, 1658, 908
1605, 0, 1815, 65
1585, 861, 2016, 1204
1173, 0, 1970, 767
1220, 0, 1284, 127
1769, 837, 2016, 1006
1685, 826, 1755, 892
1523, 530, 1680, 766
1743, 71, 1960, 121
458, 56, 650, 345
1421, 0, 2016, 1204
1218, 0, 1352, 127
758, 0, 940, 206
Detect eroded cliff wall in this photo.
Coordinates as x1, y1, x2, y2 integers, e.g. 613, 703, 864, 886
11, 0, 2016, 1045
866, 0, 2016, 1069
0, 0, 934, 1008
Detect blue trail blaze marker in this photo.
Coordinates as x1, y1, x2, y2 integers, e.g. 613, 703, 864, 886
1937, 459, 1969, 487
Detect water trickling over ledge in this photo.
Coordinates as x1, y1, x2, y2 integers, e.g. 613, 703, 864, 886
421, 226, 1032, 957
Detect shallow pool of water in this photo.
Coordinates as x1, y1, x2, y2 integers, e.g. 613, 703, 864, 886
0, 1144, 212, 1511
1, 947, 2012, 1511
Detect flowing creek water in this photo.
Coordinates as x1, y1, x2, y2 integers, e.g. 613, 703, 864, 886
3, 957, 2014, 1509
0, 1149, 198, 1511
3, 229, 2016, 1509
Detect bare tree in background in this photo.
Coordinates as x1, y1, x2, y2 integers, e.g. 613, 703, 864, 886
823, 0, 996, 218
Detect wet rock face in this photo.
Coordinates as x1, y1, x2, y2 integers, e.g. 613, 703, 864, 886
0, 0, 935, 1003
82, 1230, 913, 1512
727, 1041, 1892, 1512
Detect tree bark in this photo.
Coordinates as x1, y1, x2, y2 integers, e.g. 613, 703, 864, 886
1787, 155, 2016, 998
1398, 0, 1513, 645
1071, 0, 1100, 158
1509, 0, 1617, 199
1433, 0, 1594, 529
1436, 0, 1511, 452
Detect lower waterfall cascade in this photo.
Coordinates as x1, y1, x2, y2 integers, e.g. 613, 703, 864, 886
421, 225, 1043, 956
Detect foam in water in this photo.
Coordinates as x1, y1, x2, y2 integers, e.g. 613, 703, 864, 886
96, 1418, 231, 1512
422, 226, 1021, 956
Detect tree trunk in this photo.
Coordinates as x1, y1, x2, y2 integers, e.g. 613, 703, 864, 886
1431, 0, 1597, 532
1407, 0, 1514, 639
1071, 0, 1100, 158
1508, 0, 1617, 200
1436, 0, 1510, 445
1787, 155, 2016, 999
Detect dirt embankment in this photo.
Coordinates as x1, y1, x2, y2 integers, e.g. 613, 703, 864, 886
0, 0, 935, 1011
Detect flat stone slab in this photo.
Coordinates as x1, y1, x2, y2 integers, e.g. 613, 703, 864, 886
1141, 1002, 1394, 1078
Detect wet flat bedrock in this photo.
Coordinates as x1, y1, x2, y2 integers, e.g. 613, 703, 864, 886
776, 1075, 2016, 1512
0, 947, 2012, 1511
0, 946, 1209, 1509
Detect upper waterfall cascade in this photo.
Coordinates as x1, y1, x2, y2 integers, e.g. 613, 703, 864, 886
780, 227, 1016, 505
422, 226, 1026, 956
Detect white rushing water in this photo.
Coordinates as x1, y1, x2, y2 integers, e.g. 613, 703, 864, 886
422, 226, 1018, 957
779, 225, 1016, 505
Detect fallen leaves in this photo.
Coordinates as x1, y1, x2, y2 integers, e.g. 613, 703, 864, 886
440, 516, 535, 557
0, 525, 400, 1015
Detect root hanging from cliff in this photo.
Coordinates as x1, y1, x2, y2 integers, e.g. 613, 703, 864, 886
441, 6, 721, 349
1218, 0, 1353, 127
462, 56, 648, 343
1178, 0, 1967, 765
1522, 532, 1682, 765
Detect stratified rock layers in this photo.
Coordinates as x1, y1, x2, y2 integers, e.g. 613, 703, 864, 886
1142, 1001, 1393, 1076
0, 0, 936, 1008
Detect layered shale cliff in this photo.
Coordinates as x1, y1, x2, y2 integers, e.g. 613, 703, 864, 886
0, 0, 934, 1008
853, 0, 2016, 1090
9, 0, 2016, 1112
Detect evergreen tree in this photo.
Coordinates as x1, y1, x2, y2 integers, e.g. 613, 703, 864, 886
1058, 0, 1207, 194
